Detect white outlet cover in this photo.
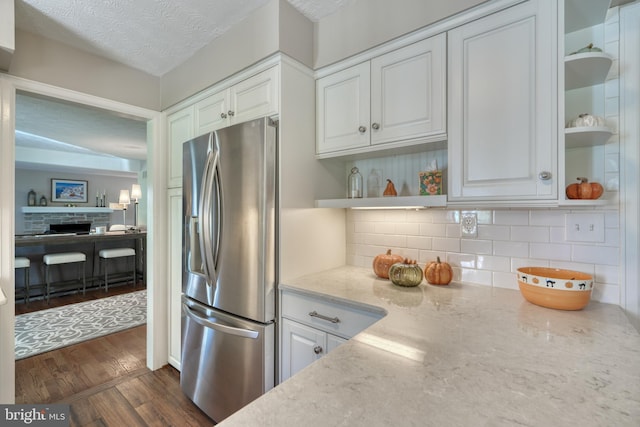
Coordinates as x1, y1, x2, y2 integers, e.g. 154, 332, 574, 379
461, 212, 477, 238
565, 213, 605, 243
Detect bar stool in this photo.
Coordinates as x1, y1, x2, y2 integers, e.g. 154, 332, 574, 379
43, 252, 86, 303
98, 248, 136, 291
15, 257, 30, 303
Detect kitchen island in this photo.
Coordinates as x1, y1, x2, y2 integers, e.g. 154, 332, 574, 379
221, 266, 640, 426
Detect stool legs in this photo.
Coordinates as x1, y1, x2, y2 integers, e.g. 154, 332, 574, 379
44, 261, 86, 304
100, 255, 136, 292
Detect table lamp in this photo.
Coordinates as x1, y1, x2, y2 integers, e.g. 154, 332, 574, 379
119, 189, 130, 225
131, 184, 142, 228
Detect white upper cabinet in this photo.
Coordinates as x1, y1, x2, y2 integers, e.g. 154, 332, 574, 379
195, 66, 280, 135
316, 34, 446, 157
447, 0, 557, 201
370, 34, 446, 145
316, 62, 371, 154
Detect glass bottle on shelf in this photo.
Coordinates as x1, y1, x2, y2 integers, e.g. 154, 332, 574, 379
348, 167, 363, 199
367, 169, 382, 198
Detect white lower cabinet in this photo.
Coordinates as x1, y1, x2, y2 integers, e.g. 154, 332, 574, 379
279, 289, 381, 382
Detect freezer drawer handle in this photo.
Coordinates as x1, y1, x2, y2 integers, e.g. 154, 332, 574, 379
309, 311, 340, 324
183, 304, 259, 339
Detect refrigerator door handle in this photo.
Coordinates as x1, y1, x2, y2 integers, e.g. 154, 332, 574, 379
182, 303, 259, 339
199, 146, 221, 284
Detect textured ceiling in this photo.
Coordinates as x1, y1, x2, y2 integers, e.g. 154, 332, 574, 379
15, 0, 351, 77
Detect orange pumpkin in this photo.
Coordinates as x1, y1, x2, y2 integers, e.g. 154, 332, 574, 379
383, 179, 397, 197
566, 177, 604, 200
425, 257, 453, 285
373, 249, 404, 279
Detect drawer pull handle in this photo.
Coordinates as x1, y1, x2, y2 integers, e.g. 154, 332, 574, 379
314, 346, 323, 354
309, 311, 340, 324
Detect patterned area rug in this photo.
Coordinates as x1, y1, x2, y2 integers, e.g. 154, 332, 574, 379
15, 290, 147, 360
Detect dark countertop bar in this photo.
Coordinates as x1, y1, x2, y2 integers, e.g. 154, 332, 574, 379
16, 231, 146, 247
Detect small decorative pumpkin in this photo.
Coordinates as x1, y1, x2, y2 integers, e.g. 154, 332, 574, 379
383, 179, 397, 197
372, 249, 404, 279
425, 257, 453, 286
389, 259, 423, 287
565, 177, 604, 200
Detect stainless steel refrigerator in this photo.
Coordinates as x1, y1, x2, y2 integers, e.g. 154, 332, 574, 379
181, 117, 277, 422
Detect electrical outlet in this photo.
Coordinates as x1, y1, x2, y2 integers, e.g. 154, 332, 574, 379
565, 213, 605, 243
461, 212, 477, 238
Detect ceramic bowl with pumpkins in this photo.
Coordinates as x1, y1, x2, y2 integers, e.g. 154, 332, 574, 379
517, 267, 594, 310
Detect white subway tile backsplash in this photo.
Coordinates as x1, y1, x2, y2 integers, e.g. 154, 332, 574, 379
477, 255, 510, 272
420, 223, 446, 237
374, 222, 396, 235
397, 222, 420, 235
432, 237, 461, 252
572, 244, 619, 265
530, 243, 572, 260
511, 226, 550, 243
447, 252, 477, 268
460, 268, 492, 286
493, 210, 529, 225
461, 239, 492, 255
478, 225, 510, 241
493, 272, 519, 290
529, 210, 568, 227
347, 204, 621, 305
494, 241, 529, 258
407, 236, 432, 250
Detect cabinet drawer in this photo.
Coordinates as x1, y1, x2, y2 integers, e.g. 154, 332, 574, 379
281, 290, 382, 339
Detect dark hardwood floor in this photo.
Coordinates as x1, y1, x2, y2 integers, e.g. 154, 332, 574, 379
15, 283, 216, 426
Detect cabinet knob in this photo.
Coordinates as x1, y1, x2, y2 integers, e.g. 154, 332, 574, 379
313, 346, 323, 355
371, 122, 380, 130
228, 110, 235, 117
538, 171, 552, 181
358, 126, 367, 134
220, 112, 227, 119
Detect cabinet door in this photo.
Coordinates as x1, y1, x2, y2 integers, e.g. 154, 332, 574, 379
167, 106, 194, 188
167, 187, 183, 370
194, 90, 229, 135
230, 66, 279, 124
448, 0, 556, 200
326, 334, 347, 353
371, 33, 446, 145
316, 62, 371, 154
281, 319, 326, 381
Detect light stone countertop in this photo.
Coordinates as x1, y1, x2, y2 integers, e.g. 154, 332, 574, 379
221, 265, 640, 427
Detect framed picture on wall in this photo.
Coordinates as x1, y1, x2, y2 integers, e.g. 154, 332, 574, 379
51, 179, 88, 203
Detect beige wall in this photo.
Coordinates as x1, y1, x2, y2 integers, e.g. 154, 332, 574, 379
0, 0, 14, 71
9, 30, 160, 110
160, 0, 313, 109
313, 0, 489, 68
